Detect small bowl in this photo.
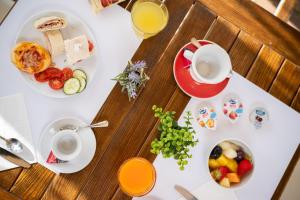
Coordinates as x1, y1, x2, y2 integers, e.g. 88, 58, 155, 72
207, 139, 254, 189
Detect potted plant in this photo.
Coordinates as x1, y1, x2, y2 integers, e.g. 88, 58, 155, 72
150, 105, 198, 170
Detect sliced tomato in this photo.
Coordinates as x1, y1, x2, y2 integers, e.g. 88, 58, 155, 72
49, 77, 64, 90
34, 71, 50, 82
62, 67, 73, 81
88, 40, 94, 52
45, 67, 63, 79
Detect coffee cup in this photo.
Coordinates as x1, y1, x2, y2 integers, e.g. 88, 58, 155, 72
183, 43, 232, 84
51, 129, 82, 161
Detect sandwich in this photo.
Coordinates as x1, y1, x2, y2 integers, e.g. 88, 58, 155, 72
34, 16, 67, 32
11, 42, 51, 74
64, 35, 93, 65
44, 30, 65, 57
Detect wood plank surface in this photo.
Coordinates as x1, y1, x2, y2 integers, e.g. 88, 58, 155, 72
198, 0, 300, 66
0, 186, 21, 200
229, 31, 262, 76
0, 168, 22, 190
75, 2, 216, 199
40, 1, 196, 200
269, 60, 300, 105
119, 0, 132, 8
246, 45, 284, 91
112, 16, 241, 199
204, 17, 239, 50
10, 164, 55, 200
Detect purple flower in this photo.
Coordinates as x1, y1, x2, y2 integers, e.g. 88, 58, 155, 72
128, 72, 141, 84
132, 60, 146, 70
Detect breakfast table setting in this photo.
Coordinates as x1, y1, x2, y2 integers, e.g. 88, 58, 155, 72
0, 0, 300, 200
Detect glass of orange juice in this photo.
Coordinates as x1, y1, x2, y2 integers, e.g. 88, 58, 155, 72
118, 157, 156, 197
131, 0, 169, 39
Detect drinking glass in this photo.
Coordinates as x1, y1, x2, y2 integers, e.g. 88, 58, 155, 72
118, 157, 156, 197
131, 0, 169, 39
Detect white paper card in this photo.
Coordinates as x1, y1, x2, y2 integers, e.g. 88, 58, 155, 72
0, 94, 35, 170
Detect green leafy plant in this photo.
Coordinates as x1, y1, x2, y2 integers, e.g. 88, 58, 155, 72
150, 105, 198, 170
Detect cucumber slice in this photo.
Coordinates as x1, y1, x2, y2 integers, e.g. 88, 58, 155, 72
77, 77, 86, 93
63, 78, 80, 95
73, 69, 87, 80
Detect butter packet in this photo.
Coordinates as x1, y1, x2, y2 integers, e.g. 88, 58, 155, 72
249, 107, 269, 129
195, 102, 217, 130
223, 94, 243, 123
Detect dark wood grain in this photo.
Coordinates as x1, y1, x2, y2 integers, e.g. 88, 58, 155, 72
204, 17, 239, 50
76, 2, 216, 199
0, 186, 21, 200
10, 164, 55, 200
118, 0, 131, 9
0, 168, 22, 190
246, 45, 284, 91
198, 0, 300, 66
229, 31, 262, 76
41, 1, 195, 200
269, 60, 300, 105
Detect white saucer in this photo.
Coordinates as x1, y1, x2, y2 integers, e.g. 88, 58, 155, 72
37, 117, 96, 174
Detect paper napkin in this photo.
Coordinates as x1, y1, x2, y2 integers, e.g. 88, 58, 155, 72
0, 94, 36, 171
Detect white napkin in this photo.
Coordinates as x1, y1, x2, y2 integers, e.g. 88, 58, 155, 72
0, 94, 36, 170
177, 181, 238, 200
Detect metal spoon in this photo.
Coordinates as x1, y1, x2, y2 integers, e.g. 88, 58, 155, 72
59, 120, 109, 133
0, 136, 23, 153
190, 37, 202, 48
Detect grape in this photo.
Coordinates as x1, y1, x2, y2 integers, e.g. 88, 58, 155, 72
235, 149, 245, 163
210, 145, 222, 159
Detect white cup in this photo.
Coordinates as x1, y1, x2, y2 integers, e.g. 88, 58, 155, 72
51, 129, 82, 161
183, 43, 232, 84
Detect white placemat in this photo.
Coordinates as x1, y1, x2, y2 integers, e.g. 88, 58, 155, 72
177, 181, 238, 200
0, 0, 142, 171
136, 72, 300, 200
0, 94, 35, 170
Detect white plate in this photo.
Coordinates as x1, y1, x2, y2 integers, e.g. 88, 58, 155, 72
37, 117, 96, 174
15, 10, 98, 98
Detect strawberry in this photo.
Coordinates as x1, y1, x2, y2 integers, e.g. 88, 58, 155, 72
229, 112, 237, 120
238, 159, 253, 177
211, 166, 230, 181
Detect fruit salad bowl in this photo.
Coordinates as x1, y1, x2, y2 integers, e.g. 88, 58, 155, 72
207, 139, 254, 189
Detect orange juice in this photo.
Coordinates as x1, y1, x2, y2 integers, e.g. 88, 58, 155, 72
131, 0, 168, 38
118, 157, 156, 197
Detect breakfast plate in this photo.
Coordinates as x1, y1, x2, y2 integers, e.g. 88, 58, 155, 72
173, 40, 230, 98
37, 117, 96, 174
13, 10, 98, 98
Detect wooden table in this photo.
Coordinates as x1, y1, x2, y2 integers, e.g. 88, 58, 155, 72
0, 0, 299, 199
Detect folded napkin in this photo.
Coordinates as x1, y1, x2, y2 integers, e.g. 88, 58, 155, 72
0, 94, 36, 171
178, 181, 238, 200
46, 151, 67, 164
